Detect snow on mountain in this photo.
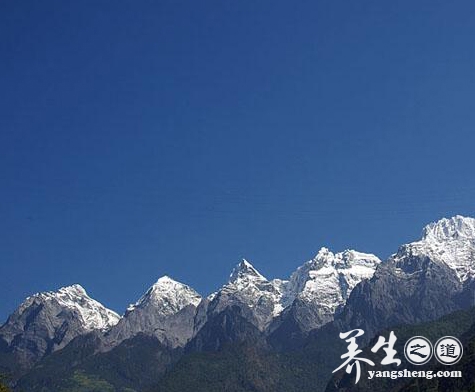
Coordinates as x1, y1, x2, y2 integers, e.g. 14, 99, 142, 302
227, 260, 289, 315
338, 216, 475, 339
103, 276, 202, 349
0, 284, 119, 366
394, 215, 475, 281
6, 214, 473, 364
207, 250, 381, 333
127, 275, 201, 314
24, 284, 119, 330
288, 248, 381, 306
207, 259, 289, 330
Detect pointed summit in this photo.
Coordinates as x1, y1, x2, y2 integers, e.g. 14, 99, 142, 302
130, 276, 202, 314
229, 259, 266, 283
208, 259, 288, 331
153, 275, 180, 287
129, 275, 201, 311
106, 276, 202, 349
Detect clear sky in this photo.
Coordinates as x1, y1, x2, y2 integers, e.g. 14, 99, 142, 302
1, 0, 475, 320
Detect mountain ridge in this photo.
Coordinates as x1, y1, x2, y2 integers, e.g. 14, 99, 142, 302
3, 214, 475, 392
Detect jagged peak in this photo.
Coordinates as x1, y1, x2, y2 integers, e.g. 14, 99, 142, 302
309, 247, 381, 269
315, 246, 332, 260
339, 249, 382, 266
422, 215, 475, 242
288, 247, 381, 301
228, 259, 267, 283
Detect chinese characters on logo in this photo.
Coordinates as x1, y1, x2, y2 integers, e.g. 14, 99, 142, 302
334, 331, 462, 384
434, 336, 463, 365
332, 329, 375, 384
332, 329, 400, 384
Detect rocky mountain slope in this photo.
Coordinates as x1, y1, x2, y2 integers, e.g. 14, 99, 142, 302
203, 259, 290, 331
0, 284, 119, 368
2, 215, 475, 392
102, 276, 201, 349
191, 250, 381, 351
276, 248, 381, 334
338, 215, 475, 339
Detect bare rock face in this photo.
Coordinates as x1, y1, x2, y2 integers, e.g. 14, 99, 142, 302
338, 255, 463, 340
187, 305, 267, 352
188, 259, 291, 351
0, 284, 119, 367
102, 276, 202, 350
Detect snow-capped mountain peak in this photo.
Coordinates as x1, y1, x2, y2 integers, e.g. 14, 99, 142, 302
59, 283, 87, 296
229, 259, 266, 283
18, 284, 120, 332
209, 259, 288, 330
155, 275, 175, 284
0, 284, 120, 365
283, 247, 381, 330
104, 276, 203, 349
396, 215, 475, 282
128, 275, 202, 315
224, 259, 270, 292
289, 247, 381, 297
211, 250, 381, 332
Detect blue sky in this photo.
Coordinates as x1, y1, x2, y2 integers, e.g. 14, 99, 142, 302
1, 0, 475, 319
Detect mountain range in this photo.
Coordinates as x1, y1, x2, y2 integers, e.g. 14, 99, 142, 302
1, 215, 475, 391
